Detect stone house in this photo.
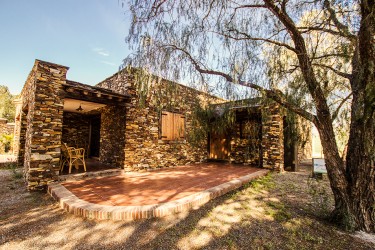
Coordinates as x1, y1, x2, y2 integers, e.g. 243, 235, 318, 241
14, 60, 284, 190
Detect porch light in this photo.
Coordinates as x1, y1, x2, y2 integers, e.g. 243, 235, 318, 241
76, 104, 84, 112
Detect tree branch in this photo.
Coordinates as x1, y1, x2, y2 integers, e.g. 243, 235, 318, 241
312, 53, 352, 60
147, 0, 171, 20
312, 63, 352, 79
162, 44, 317, 123
224, 28, 298, 53
263, 0, 334, 124
298, 26, 356, 40
323, 0, 356, 41
331, 92, 353, 120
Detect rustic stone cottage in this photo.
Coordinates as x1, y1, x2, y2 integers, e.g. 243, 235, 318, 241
14, 60, 284, 190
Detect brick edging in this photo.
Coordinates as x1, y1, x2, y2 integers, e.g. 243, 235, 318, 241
48, 169, 269, 221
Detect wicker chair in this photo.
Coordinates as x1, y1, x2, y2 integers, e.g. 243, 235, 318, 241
60, 143, 87, 174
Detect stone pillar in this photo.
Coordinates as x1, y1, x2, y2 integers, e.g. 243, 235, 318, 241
100, 105, 127, 167
261, 103, 284, 171
23, 60, 68, 190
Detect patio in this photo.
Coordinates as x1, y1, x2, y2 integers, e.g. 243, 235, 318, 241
48, 163, 268, 221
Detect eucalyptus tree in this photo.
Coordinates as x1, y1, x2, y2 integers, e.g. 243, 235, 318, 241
123, 0, 375, 231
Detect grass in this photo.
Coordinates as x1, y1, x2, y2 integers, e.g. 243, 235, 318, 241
247, 173, 275, 191
0, 160, 23, 180
0, 164, 373, 249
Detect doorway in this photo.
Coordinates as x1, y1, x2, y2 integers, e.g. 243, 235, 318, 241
89, 115, 101, 158
209, 132, 230, 160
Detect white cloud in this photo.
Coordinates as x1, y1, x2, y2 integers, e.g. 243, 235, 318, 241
100, 60, 116, 66
92, 47, 109, 57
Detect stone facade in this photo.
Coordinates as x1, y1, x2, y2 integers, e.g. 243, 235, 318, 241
14, 60, 67, 190
14, 60, 130, 190
97, 70, 216, 170
261, 104, 284, 171
15, 59, 285, 190
100, 105, 126, 167
62, 112, 90, 150
229, 114, 262, 166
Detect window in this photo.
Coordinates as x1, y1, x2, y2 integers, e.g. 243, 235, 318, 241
161, 111, 185, 141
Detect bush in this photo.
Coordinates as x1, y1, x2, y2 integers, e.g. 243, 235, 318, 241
0, 133, 13, 153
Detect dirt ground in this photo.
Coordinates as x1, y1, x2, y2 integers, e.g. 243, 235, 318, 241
1, 162, 374, 250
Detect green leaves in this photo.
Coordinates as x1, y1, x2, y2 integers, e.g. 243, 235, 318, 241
0, 85, 16, 122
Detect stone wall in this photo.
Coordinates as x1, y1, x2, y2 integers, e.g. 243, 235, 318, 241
97, 70, 217, 170
62, 112, 90, 150
261, 104, 284, 171
230, 117, 262, 166
16, 60, 67, 190
100, 105, 126, 167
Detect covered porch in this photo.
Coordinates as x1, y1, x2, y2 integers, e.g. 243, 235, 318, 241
14, 60, 130, 190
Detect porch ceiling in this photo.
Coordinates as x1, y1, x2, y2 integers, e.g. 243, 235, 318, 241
63, 98, 106, 113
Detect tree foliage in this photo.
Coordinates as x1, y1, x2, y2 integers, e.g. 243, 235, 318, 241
0, 85, 16, 122
123, 0, 375, 231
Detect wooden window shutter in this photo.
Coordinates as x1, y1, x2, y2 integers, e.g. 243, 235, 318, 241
161, 111, 173, 140
174, 114, 185, 139
161, 111, 185, 140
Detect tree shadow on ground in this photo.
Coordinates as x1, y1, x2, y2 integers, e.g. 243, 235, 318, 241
1, 168, 374, 250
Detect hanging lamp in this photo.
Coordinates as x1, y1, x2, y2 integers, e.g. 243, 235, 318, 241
76, 103, 84, 112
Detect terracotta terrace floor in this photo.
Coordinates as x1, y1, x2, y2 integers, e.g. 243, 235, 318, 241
48, 163, 268, 220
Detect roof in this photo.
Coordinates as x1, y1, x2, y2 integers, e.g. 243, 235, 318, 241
65, 80, 131, 99
62, 80, 131, 106
211, 97, 262, 109
96, 66, 223, 101
35, 59, 70, 70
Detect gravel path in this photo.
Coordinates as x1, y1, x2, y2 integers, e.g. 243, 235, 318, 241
0, 163, 374, 250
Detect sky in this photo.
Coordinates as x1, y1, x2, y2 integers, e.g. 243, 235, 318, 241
0, 0, 131, 95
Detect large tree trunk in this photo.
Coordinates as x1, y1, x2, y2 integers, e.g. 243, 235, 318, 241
345, 95, 375, 231
317, 96, 374, 231
344, 0, 375, 231
296, 0, 375, 232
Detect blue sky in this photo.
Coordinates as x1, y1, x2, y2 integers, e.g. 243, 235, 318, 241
0, 0, 131, 94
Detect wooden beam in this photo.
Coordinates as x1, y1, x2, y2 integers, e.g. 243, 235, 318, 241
66, 87, 75, 93
64, 91, 129, 106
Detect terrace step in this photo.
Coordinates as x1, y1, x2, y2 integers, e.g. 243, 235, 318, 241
58, 168, 124, 182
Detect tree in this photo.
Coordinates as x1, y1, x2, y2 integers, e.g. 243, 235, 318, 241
0, 85, 16, 122
123, 0, 375, 231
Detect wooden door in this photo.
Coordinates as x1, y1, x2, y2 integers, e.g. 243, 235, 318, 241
209, 132, 230, 160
